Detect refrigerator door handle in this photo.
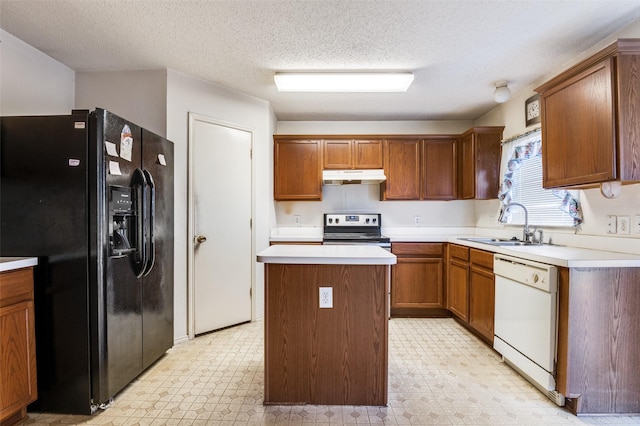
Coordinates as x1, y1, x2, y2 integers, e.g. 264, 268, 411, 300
142, 169, 156, 276
132, 168, 149, 278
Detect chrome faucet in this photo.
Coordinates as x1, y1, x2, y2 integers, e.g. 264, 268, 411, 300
505, 202, 534, 243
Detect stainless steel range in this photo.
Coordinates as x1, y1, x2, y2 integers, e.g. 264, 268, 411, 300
322, 213, 391, 249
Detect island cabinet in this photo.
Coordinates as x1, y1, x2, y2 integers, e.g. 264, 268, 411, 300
273, 137, 322, 200
556, 266, 640, 415
390, 243, 446, 317
0, 267, 37, 426
382, 137, 457, 200
535, 39, 640, 188
458, 127, 504, 200
447, 244, 495, 345
258, 245, 394, 406
323, 138, 383, 169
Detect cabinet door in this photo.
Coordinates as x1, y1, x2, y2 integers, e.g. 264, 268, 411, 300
541, 58, 616, 188
447, 259, 469, 321
383, 139, 421, 200
274, 139, 322, 200
474, 131, 502, 199
353, 140, 383, 169
469, 266, 495, 342
458, 128, 502, 200
0, 300, 37, 421
392, 257, 443, 308
423, 138, 457, 200
323, 139, 352, 169
459, 133, 475, 199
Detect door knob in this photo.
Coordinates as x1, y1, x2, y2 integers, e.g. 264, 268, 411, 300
196, 235, 207, 243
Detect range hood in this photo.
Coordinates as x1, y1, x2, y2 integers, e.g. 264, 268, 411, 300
322, 169, 387, 185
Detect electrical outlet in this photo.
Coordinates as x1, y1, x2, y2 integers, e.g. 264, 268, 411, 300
618, 215, 630, 235
635, 215, 640, 234
294, 215, 301, 226
319, 287, 333, 308
606, 215, 617, 234
414, 215, 421, 225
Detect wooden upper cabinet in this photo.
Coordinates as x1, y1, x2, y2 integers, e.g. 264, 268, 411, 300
458, 127, 503, 200
382, 139, 421, 200
323, 139, 383, 169
323, 139, 352, 169
536, 39, 640, 188
353, 140, 383, 169
383, 137, 458, 201
422, 138, 457, 200
274, 138, 322, 200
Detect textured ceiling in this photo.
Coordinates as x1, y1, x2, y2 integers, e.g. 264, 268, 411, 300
2, 0, 640, 121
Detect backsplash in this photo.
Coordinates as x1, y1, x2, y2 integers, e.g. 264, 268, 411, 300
275, 182, 640, 255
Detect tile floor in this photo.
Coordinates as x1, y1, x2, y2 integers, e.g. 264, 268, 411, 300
26, 318, 640, 425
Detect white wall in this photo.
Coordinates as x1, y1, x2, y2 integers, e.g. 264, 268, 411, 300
474, 18, 640, 254
166, 70, 276, 341
274, 120, 476, 229
0, 29, 74, 115
75, 70, 167, 137
277, 120, 473, 135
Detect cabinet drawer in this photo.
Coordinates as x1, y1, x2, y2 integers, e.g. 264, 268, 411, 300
392, 243, 443, 256
0, 268, 34, 308
449, 244, 469, 261
470, 249, 493, 270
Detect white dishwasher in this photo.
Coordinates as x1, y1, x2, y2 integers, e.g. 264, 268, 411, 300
493, 254, 564, 406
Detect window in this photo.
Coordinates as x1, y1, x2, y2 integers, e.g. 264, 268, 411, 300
498, 129, 582, 227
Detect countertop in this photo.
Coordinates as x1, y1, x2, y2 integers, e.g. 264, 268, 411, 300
269, 227, 640, 268
257, 245, 397, 265
0, 257, 38, 272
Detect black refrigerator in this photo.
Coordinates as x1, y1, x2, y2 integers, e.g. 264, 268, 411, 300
0, 108, 174, 414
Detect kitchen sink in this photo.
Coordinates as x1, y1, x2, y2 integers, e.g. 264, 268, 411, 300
458, 237, 538, 246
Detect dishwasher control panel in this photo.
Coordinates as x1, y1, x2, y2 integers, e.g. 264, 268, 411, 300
493, 254, 557, 292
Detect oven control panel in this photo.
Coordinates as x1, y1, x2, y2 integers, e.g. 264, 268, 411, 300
325, 213, 380, 227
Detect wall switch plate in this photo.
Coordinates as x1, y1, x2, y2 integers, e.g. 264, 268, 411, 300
414, 215, 421, 225
606, 215, 617, 234
618, 215, 630, 235
635, 215, 640, 234
319, 287, 333, 308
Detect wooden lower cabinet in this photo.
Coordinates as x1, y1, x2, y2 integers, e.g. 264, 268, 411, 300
447, 244, 469, 321
447, 244, 495, 344
0, 267, 37, 426
391, 243, 446, 317
468, 250, 494, 343
557, 266, 640, 415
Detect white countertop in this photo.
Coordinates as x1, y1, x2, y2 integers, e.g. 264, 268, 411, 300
0, 257, 38, 272
447, 238, 640, 268
257, 245, 397, 265
269, 227, 640, 268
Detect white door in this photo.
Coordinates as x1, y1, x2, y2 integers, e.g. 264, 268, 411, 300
189, 114, 252, 335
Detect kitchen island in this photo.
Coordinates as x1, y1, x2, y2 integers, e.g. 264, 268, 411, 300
257, 245, 396, 406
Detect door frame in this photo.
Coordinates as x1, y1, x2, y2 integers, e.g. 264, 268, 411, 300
187, 112, 255, 339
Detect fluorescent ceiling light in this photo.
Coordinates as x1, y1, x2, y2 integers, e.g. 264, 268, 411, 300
274, 72, 414, 92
